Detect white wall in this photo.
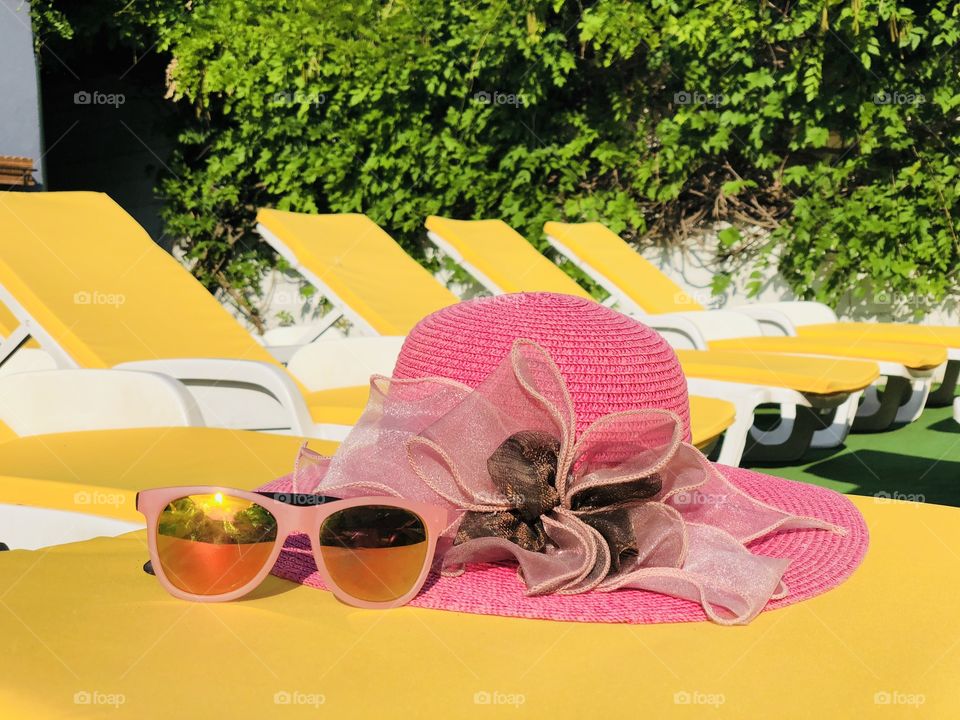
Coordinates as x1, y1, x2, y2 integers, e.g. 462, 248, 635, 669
0, 0, 44, 185
641, 225, 959, 325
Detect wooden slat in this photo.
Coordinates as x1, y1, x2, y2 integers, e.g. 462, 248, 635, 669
0, 156, 36, 186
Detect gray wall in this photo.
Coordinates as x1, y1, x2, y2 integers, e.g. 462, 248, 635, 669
0, 0, 44, 185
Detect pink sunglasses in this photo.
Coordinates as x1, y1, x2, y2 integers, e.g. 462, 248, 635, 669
137, 487, 449, 609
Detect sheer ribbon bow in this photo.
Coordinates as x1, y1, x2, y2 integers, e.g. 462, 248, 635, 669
294, 340, 843, 625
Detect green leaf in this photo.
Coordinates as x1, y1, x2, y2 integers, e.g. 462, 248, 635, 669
718, 227, 743, 247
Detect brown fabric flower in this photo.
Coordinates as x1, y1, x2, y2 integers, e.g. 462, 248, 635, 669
455, 430, 663, 568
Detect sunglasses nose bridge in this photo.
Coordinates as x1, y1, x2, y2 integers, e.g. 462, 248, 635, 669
289, 505, 316, 535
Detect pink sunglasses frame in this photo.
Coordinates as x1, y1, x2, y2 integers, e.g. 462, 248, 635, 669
137, 486, 450, 609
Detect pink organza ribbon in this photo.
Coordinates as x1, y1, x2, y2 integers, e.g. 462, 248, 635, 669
292, 340, 844, 625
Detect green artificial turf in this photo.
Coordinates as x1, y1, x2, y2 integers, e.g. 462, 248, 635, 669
746, 402, 960, 507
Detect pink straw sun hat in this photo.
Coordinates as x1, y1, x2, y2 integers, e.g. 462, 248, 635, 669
262, 293, 868, 625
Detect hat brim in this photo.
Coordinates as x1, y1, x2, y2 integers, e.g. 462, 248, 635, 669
262, 465, 867, 624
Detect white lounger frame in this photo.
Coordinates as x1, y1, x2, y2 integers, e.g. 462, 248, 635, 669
0, 283, 316, 436
0, 504, 143, 551
0, 368, 204, 435
0, 367, 207, 550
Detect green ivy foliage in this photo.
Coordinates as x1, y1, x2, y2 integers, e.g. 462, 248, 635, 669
35, 1, 960, 325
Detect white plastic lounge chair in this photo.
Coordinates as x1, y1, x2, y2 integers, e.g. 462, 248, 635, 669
0, 192, 398, 441
0, 367, 202, 549
543, 221, 951, 428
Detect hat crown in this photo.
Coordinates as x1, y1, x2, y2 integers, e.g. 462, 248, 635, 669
393, 292, 691, 440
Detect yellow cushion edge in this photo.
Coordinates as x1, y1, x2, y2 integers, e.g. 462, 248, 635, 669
689, 395, 736, 447
428, 216, 592, 298
708, 337, 946, 371
259, 209, 457, 335
544, 221, 705, 312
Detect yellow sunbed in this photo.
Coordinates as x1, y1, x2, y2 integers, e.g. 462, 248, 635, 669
543, 221, 948, 372
0, 427, 337, 522
425, 216, 593, 297
0, 192, 378, 434
257, 209, 458, 335
796, 322, 960, 351
675, 350, 879, 396
707, 335, 944, 370
544, 220, 960, 374
0, 192, 280, 368
1, 495, 957, 718
688, 396, 735, 448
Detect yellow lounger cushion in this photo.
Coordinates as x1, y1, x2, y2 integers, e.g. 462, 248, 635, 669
0, 192, 280, 368
0, 428, 337, 522
689, 396, 735, 448
709, 336, 946, 371
676, 350, 880, 395
258, 209, 458, 335
426, 215, 592, 298
0, 419, 16, 445
544, 220, 704, 313
1, 496, 958, 717
0, 301, 41, 348
306, 385, 371, 426
797, 322, 960, 350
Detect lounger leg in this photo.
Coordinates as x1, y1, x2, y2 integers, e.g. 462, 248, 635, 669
852, 377, 912, 431
810, 391, 861, 448
926, 360, 959, 406
748, 403, 796, 447
892, 378, 933, 424
714, 410, 752, 467
742, 406, 822, 463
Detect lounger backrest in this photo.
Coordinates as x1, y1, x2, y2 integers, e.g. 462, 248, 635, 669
257, 209, 458, 335
425, 216, 592, 298
0, 192, 279, 367
544, 221, 705, 313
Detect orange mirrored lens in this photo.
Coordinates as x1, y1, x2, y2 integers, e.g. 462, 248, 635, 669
319, 506, 428, 603
156, 493, 278, 596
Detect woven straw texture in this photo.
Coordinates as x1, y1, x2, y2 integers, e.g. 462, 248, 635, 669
267, 467, 868, 623
392, 292, 692, 441
267, 292, 868, 623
